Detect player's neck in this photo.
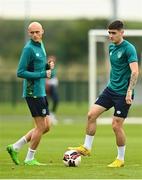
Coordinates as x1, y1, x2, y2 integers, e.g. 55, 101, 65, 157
115, 38, 124, 45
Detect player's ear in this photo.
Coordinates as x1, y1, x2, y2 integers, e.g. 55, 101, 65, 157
120, 29, 124, 36
42, 29, 44, 35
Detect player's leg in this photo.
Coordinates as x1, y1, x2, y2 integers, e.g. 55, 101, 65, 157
68, 87, 113, 156
108, 95, 132, 167
23, 97, 51, 142
112, 116, 126, 147
24, 97, 51, 165
86, 104, 106, 136
7, 97, 50, 165
108, 116, 125, 167
68, 104, 106, 155
29, 117, 49, 149
25, 115, 51, 142
24, 116, 51, 165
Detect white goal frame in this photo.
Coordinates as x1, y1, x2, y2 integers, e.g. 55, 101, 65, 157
88, 29, 142, 107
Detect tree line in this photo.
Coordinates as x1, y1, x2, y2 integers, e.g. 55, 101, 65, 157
0, 18, 142, 65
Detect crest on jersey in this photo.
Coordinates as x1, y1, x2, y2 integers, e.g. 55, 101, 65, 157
117, 51, 122, 58
36, 53, 40, 57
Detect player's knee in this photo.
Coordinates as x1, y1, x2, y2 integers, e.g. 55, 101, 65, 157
43, 124, 50, 134
112, 123, 118, 132
88, 111, 97, 122
112, 121, 121, 132
112, 117, 124, 132
36, 125, 49, 134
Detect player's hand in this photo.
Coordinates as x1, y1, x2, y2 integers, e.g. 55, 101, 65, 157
46, 70, 51, 78
125, 90, 133, 104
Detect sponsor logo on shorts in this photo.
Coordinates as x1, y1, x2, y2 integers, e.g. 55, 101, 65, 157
116, 110, 121, 114
42, 109, 46, 114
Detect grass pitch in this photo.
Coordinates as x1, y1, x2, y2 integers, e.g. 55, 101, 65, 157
0, 116, 142, 179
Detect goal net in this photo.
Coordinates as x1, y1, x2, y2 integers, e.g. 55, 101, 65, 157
88, 29, 142, 107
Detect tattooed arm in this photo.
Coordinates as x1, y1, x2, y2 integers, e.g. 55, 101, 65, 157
126, 62, 139, 104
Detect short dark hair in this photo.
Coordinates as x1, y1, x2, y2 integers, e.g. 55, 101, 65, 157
108, 20, 124, 30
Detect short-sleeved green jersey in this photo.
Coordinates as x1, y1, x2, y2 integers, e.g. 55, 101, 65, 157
107, 40, 138, 95
17, 39, 47, 97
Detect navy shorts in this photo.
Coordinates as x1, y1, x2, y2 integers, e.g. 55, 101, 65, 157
95, 87, 133, 118
25, 97, 49, 117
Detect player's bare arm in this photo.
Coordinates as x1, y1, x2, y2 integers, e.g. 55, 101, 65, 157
126, 62, 139, 104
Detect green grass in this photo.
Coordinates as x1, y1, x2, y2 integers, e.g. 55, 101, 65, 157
0, 118, 142, 179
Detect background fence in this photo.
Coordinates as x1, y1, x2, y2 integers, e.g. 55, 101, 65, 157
0, 80, 88, 104
0, 78, 141, 105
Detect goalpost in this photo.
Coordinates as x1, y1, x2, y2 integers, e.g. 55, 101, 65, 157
88, 29, 142, 107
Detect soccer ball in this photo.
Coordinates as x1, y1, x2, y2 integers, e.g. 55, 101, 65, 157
63, 150, 81, 167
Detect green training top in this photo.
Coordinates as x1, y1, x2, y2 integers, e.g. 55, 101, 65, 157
51, 66, 57, 78
17, 39, 47, 97
107, 40, 138, 95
